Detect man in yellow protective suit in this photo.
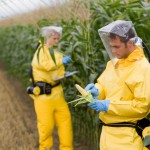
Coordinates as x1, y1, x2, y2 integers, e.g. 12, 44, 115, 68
85, 20, 150, 150
29, 26, 73, 150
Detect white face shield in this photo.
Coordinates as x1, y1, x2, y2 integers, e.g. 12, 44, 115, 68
98, 20, 141, 65
41, 26, 63, 38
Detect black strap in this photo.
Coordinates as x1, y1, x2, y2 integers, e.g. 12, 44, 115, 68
29, 42, 41, 86
100, 119, 150, 139
35, 81, 60, 88
35, 81, 60, 95
29, 67, 35, 86
51, 82, 61, 87
100, 120, 136, 128
142, 41, 150, 63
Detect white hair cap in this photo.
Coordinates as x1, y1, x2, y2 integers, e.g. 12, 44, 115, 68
41, 26, 63, 37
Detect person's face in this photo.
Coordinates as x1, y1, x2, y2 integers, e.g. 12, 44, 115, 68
46, 33, 60, 46
109, 36, 131, 59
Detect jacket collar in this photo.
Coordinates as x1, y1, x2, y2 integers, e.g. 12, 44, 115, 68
115, 46, 145, 68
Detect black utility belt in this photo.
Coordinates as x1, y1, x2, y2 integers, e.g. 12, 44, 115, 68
27, 81, 60, 95
100, 118, 150, 138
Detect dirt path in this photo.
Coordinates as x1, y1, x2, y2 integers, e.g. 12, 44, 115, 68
0, 67, 38, 150
0, 67, 88, 150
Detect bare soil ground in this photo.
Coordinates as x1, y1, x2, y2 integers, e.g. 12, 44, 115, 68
0, 66, 88, 150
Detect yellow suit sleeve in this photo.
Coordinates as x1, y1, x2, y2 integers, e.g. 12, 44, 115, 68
108, 68, 150, 118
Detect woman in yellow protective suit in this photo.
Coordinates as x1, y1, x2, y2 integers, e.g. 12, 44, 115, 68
29, 26, 73, 150
85, 20, 150, 150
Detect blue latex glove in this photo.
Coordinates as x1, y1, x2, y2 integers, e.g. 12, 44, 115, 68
62, 56, 71, 64
88, 100, 110, 112
85, 83, 99, 99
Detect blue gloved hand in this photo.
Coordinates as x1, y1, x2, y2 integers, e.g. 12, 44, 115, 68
85, 83, 99, 99
88, 100, 110, 112
62, 56, 71, 64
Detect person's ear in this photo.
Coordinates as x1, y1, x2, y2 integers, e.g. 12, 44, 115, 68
127, 40, 134, 47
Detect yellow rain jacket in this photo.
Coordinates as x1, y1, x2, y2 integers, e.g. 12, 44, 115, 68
95, 46, 150, 150
31, 45, 73, 150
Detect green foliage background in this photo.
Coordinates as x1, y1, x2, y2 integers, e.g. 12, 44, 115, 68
0, 0, 150, 149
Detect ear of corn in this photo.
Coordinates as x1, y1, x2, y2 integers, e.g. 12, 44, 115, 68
68, 84, 94, 106
75, 84, 87, 96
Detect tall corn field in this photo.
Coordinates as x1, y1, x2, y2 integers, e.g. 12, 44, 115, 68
0, 0, 150, 149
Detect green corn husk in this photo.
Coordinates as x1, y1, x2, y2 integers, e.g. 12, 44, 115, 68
68, 91, 94, 107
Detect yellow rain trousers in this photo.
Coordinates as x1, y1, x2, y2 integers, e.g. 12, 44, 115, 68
30, 45, 73, 150
95, 46, 150, 150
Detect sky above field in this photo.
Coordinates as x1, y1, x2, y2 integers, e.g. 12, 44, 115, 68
0, 0, 67, 20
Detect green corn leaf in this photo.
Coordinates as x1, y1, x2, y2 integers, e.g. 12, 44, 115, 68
37, 37, 44, 63
84, 92, 95, 103
75, 99, 87, 106
68, 91, 94, 107
56, 49, 66, 56
68, 97, 84, 104
49, 46, 56, 65
36, 45, 42, 64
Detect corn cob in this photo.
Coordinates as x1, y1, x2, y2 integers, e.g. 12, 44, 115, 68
75, 84, 87, 96
68, 84, 94, 106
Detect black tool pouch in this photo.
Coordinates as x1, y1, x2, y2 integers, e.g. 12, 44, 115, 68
36, 82, 51, 94
136, 118, 150, 138
99, 118, 150, 139
26, 86, 35, 94
44, 83, 52, 94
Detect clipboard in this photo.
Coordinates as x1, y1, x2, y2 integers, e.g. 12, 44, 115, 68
53, 71, 79, 81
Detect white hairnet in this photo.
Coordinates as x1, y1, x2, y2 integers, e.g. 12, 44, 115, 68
41, 26, 63, 37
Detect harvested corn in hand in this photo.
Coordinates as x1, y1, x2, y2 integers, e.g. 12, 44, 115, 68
68, 84, 94, 106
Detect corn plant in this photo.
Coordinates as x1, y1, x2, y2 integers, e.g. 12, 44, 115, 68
0, 0, 150, 150
0, 25, 40, 86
